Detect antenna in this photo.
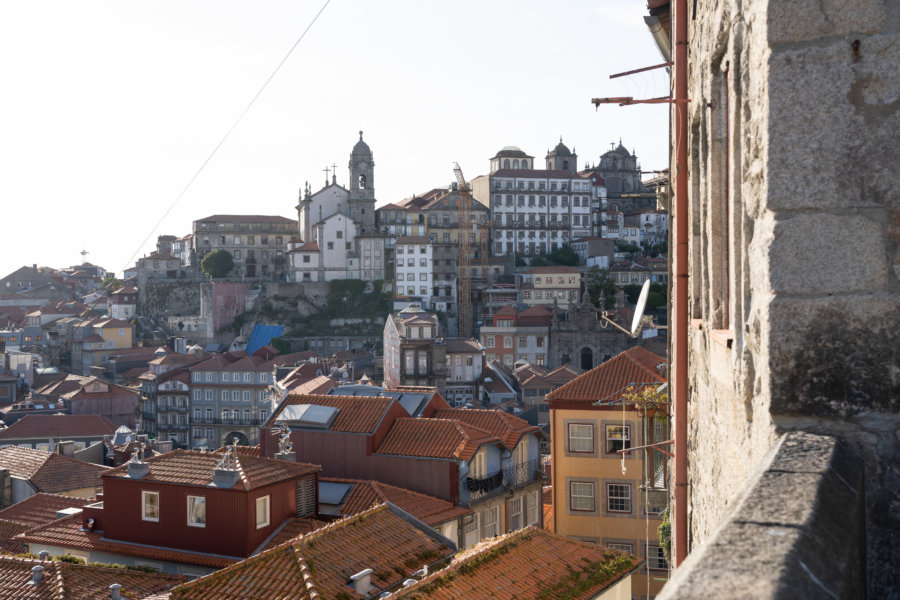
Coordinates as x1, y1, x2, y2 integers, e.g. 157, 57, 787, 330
599, 280, 663, 338
631, 280, 651, 335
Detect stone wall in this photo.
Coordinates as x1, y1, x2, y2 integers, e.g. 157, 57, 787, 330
137, 279, 205, 319
682, 0, 899, 595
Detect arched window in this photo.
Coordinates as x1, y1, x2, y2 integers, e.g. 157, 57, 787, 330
522, 160, 528, 169
563, 160, 569, 170
504, 159, 510, 169
513, 159, 520, 169
358, 174, 367, 189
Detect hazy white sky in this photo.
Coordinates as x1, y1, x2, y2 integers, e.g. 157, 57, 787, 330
0, 0, 669, 279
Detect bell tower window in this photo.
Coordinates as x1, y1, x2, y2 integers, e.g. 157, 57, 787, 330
358, 174, 366, 189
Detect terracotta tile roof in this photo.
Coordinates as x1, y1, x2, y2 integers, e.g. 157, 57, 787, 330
323, 477, 471, 526
168, 503, 456, 600
394, 527, 639, 600
376, 418, 502, 461
431, 408, 543, 448
258, 517, 327, 552
287, 375, 336, 396
273, 394, 394, 434
444, 339, 482, 354
0, 521, 28, 554
0, 555, 185, 599
0, 414, 117, 440
0, 493, 92, 530
17, 513, 235, 569
546, 346, 666, 405
0, 447, 107, 493
524, 265, 580, 274
396, 236, 431, 245
103, 449, 319, 491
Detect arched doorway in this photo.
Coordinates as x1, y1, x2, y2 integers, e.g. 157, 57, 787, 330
561, 353, 571, 365
223, 432, 250, 447
580, 347, 594, 371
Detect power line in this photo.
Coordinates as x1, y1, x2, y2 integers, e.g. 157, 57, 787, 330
121, 0, 332, 273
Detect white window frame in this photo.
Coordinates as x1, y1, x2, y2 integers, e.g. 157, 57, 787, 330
187, 495, 206, 528
481, 506, 499, 539
255, 495, 270, 529
567, 423, 594, 453
606, 483, 632, 513
646, 544, 668, 570
605, 424, 631, 455
142, 491, 160, 522
526, 491, 539, 525
508, 496, 523, 531
569, 481, 595, 512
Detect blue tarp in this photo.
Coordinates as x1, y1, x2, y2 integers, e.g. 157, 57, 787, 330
245, 324, 285, 355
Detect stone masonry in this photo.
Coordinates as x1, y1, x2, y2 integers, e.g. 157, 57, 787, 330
679, 0, 899, 595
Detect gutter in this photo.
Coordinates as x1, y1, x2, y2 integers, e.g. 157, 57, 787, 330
671, 0, 689, 568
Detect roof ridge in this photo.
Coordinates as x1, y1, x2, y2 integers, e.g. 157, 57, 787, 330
293, 547, 321, 599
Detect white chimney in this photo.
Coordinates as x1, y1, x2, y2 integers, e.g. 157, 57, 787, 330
29, 565, 43, 585
350, 568, 373, 594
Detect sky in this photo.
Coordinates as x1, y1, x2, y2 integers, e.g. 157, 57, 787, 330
0, 1, 670, 279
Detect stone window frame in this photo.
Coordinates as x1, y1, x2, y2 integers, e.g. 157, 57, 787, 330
601, 478, 636, 519
563, 419, 597, 458
565, 476, 599, 516
603, 537, 638, 555
600, 419, 638, 459
642, 542, 669, 571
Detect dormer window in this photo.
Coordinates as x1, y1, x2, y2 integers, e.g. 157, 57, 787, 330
142, 491, 159, 522
256, 495, 270, 529
187, 496, 206, 528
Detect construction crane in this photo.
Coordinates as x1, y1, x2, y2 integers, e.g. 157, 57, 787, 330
453, 163, 473, 339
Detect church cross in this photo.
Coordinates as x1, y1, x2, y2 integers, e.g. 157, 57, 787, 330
331, 163, 338, 184
323, 165, 331, 185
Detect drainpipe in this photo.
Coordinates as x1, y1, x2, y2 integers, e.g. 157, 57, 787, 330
672, 0, 690, 568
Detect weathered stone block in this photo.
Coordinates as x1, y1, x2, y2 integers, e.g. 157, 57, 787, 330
767, 0, 885, 45
768, 212, 888, 294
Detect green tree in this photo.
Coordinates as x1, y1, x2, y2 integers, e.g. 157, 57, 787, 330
585, 266, 617, 310
623, 283, 643, 305
547, 244, 578, 266
200, 250, 234, 278
101, 275, 120, 289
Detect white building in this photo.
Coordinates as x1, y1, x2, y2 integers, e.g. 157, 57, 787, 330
394, 237, 433, 308
471, 141, 593, 257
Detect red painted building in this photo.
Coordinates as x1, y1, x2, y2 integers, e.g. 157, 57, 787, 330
79, 449, 319, 560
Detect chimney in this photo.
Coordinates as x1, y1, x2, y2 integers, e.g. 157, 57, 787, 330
127, 460, 150, 480
350, 568, 373, 594
38, 551, 49, 561
109, 583, 122, 599
213, 467, 240, 488
29, 565, 43, 585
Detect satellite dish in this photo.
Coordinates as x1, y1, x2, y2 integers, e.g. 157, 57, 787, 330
630, 280, 651, 336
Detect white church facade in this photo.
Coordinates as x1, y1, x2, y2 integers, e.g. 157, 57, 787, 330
290, 132, 387, 282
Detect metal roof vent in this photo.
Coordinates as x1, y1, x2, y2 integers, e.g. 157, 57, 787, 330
127, 443, 150, 480
29, 565, 43, 585
109, 583, 122, 599
38, 551, 49, 561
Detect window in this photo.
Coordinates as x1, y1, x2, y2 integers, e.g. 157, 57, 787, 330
481, 506, 499, 538
606, 483, 631, 513
222, 390, 230, 401
336, 231, 343, 239
485, 336, 495, 348
302, 254, 310, 263
255, 495, 270, 529
205, 408, 213, 421
508, 497, 523, 531
567, 423, 594, 453
192, 408, 200, 420
570, 481, 595, 512
205, 389, 213, 401
518, 336, 527, 348
222, 372, 230, 382
397, 273, 404, 281
327, 242, 334, 250
608, 542, 634, 554
187, 496, 206, 527
243, 373, 252, 382
646, 544, 668, 570
605, 425, 631, 455
470, 450, 486, 479
417, 352, 427, 373
142, 491, 160, 522
503, 336, 513, 348
526, 491, 539, 525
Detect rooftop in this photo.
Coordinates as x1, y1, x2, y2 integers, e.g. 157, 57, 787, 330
321, 477, 471, 526
273, 394, 395, 434
0, 447, 107, 494
376, 418, 502, 460
546, 346, 666, 405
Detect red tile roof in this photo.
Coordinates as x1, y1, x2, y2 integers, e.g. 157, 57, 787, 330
168, 503, 456, 600
376, 418, 502, 461
431, 408, 543, 449
323, 477, 471, 526
524, 265, 580, 274
273, 394, 394, 434
102, 449, 319, 491
287, 375, 336, 396
17, 513, 236, 569
258, 517, 327, 552
546, 346, 666, 406
394, 527, 639, 600
0, 493, 93, 530
0, 555, 185, 599
0, 414, 117, 440
0, 447, 107, 493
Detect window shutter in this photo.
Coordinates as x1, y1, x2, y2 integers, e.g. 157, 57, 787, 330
505, 498, 511, 533
296, 476, 316, 517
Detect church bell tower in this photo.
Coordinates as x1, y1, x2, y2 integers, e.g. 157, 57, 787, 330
349, 131, 376, 231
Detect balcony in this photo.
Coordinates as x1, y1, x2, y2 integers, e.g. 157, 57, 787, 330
464, 458, 542, 504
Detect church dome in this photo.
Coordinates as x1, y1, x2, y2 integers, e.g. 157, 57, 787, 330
552, 138, 573, 156
352, 131, 371, 155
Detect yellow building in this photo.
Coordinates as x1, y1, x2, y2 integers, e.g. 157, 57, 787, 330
548, 346, 669, 599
